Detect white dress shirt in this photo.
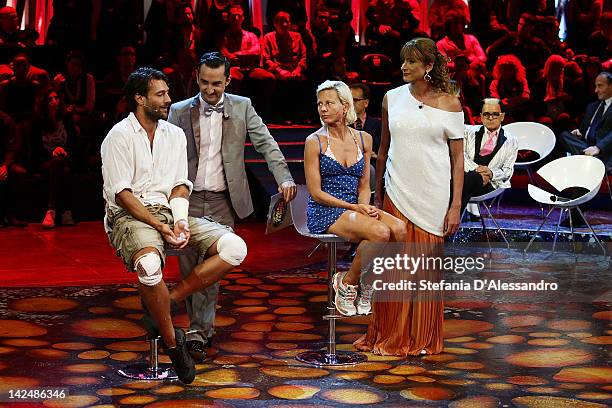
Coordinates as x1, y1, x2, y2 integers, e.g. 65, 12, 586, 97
101, 113, 193, 213
194, 94, 227, 192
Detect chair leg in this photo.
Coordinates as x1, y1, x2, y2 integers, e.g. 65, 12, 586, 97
552, 208, 564, 255
575, 207, 607, 256
307, 242, 324, 258
482, 200, 509, 248
524, 206, 556, 254
527, 167, 546, 219
296, 241, 367, 366
116, 336, 178, 380
568, 207, 576, 258
478, 203, 491, 250
606, 175, 612, 202
451, 206, 468, 248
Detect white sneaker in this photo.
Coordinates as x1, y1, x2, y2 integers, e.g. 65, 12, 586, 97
356, 284, 374, 315
42, 210, 55, 228
61, 211, 75, 226
332, 272, 357, 316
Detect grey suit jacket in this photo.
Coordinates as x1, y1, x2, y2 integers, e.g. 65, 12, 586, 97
168, 93, 293, 219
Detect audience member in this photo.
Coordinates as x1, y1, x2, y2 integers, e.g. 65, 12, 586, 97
0, 110, 28, 226
0, 53, 40, 123
462, 98, 518, 212
100, 46, 138, 116
304, 80, 405, 316
28, 90, 78, 228
167, 3, 204, 58
489, 54, 530, 121
53, 51, 96, 121
532, 55, 570, 129
0, 6, 37, 48
436, 11, 486, 72
428, 0, 470, 40
565, 0, 603, 54
349, 83, 381, 156
588, 11, 612, 61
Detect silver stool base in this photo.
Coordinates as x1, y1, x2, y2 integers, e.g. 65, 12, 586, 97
296, 350, 367, 366
117, 364, 178, 380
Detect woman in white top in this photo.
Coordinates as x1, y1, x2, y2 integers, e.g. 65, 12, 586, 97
355, 37, 464, 356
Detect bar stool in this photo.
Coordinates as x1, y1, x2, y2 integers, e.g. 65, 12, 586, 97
289, 185, 367, 366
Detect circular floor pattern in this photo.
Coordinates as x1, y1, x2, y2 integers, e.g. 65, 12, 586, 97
320, 388, 385, 404
278, 315, 316, 323
268, 298, 303, 306
253, 314, 277, 322
153, 385, 185, 394
9, 297, 78, 312
52, 342, 94, 350
446, 362, 485, 370
191, 369, 240, 386
463, 342, 494, 349
230, 331, 264, 341
214, 315, 237, 327
0, 319, 47, 337
388, 365, 426, 375
528, 338, 570, 346
443, 320, 494, 338
71, 318, 145, 338
512, 396, 607, 408
27, 348, 70, 359
119, 395, 158, 404
422, 354, 458, 363
106, 340, 149, 351
546, 319, 592, 331
110, 351, 140, 361
145, 399, 235, 407
373, 374, 405, 384
331, 362, 392, 372
261, 366, 329, 379
501, 315, 544, 327
507, 375, 548, 385
61, 376, 102, 385
267, 332, 323, 341
334, 371, 369, 380
64, 363, 109, 373
241, 322, 274, 332
217, 341, 263, 354
78, 350, 111, 359
3, 338, 50, 347
486, 335, 525, 344
526, 386, 560, 394
581, 336, 612, 345
273, 307, 308, 315
233, 299, 263, 306
553, 367, 612, 383
506, 348, 593, 368
448, 395, 500, 408
204, 387, 260, 399
267, 384, 320, 400
97, 387, 135, 396
233, 306, 268, 314
112, 296, 142, 310
575, 392, 612, 400
0, 376, 41, 393
400, 386, 455, 401
592, 311, 612, 320
43, 395, 99, 407
265, 342, 298, 350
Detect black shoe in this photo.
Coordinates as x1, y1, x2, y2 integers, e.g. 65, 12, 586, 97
467, 212, 481, 222
166, 328, 196, 384
186, 339, 206, 361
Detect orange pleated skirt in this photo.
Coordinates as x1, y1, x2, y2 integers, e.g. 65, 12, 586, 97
354, 194, 445, 357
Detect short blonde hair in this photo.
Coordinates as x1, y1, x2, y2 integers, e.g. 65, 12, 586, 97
316, 80, 357, 125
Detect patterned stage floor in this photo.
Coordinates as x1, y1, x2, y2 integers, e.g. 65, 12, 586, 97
0, 247, 610, 408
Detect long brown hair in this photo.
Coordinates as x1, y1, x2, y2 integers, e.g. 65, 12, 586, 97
400, 37, 452, 94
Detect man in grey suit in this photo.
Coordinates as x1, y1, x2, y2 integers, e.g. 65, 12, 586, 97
168, 52, 296, 359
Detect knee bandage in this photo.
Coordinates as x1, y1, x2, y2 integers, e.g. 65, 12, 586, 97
134, 252, 162, 286
217, 233, 247, 266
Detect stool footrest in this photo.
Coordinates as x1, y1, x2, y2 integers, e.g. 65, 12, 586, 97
116, 363, 178, 380
296, 350, 367, 366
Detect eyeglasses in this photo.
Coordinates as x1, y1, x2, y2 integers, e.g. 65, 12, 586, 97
481, 112, 501, 119
353, 97, 367, 102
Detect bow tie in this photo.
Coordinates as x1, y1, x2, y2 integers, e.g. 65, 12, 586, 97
203, 103, 224, 116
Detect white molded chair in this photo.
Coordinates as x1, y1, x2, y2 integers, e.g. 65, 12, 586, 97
524, 155, 606, 256
453, 187, 509, 248
505, 121, 556, 176
289, 185, 367, 366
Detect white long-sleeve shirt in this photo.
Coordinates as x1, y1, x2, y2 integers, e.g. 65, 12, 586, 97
101, 112, 193, 213
464, 124, 518, 189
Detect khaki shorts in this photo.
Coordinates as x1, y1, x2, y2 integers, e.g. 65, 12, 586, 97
108, 205, 233, 271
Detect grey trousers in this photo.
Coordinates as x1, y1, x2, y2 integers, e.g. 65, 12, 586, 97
179, 190, 235, 341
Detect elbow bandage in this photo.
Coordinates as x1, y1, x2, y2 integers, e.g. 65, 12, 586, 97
169, 197, 189, 224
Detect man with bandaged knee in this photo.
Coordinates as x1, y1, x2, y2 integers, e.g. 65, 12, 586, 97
101, 67, 247, 384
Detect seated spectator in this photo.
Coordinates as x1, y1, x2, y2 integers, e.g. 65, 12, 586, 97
163, 49, 199, 104
266, 0, 307, 32
452, 55, 485, 115
436, 11, 486, 72
428, 0, 470, 40
221, 4, 275, 101
462, 98, 518, 213
468, 0, 508, 49
319, 0, 357, 58
53, 51, 96, 122
588, 11, 612, 62
28, 90, 78, 228
0, 53, 41, 123
489, 54, 530, 121
304, 80, 405, 316
557, 72, 612, 174
167, 3, 203, 58
0, 110, 28, 226
565, 0, 603, 54
563, 60, 588, 118
364, 0, 402, 61
349, 83, 381, 157
262, 11, 308, 121
0, 58, 49, 91
532, 55, 570, 128
309, 8, 337, 81
0, 6, 38, 48
100, 45, 138, 116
